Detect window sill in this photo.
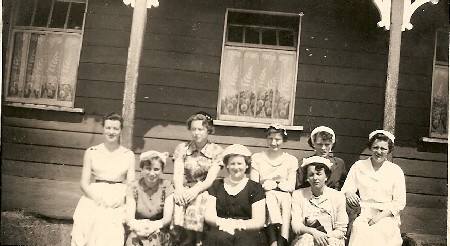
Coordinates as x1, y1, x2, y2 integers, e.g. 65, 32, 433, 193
5, 102, 84, 113
421, 137, 448, 144
214, 120, 303, 131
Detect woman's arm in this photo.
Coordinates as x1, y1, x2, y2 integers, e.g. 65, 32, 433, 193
187, 164, 221, 204
125, 151, 135, 184
249, 168, 260, 183
329, 193, 348, 238
341, 164, 360, 207
125, 192, 137, 226
172, 155, 186, 205
238, 199, 266, 230
204, 194, 218, 226
80, 149, 103, 205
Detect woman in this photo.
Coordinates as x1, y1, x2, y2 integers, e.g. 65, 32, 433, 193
291, 156, 348, 246
296, 126, 347, 191
250, 123, 298, 246
125, 150, 175, 246
71, 112, 136, 246
341, 130, 406, 246
204, 144, 268, 246
172, 111, 224, 245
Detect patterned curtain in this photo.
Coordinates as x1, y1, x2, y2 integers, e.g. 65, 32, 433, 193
219, 46, 296, 123
7, 31, 81, 106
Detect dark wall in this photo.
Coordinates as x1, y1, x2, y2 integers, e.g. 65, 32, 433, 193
2, 0, 447, 211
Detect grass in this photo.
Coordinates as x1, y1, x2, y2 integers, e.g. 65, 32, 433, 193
1, 210, 73, 246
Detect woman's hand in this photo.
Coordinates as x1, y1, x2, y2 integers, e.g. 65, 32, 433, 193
277, 180, 290, 192
368, 211, 390, 226
92, 195, 108, 207
108, 196, 125, 208
311, 229, 330, 246
183, 187, 200, 204
262, 180, 277, 191
345, 192, 360, 207
173, 189, 186, 206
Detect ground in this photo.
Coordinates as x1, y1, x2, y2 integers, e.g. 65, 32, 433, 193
1, 210, 72, 246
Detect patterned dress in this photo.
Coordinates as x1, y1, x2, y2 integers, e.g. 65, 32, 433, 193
172, 141, 223, 232
291, 187, 348, 246
71, 144, 134, 246
203, 179, 268, 246
125, 178, 175, 246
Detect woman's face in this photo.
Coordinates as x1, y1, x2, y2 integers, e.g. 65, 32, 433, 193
313, 135, 333, 158
370, 139, 390, 164
141, 160, 163, 185
190, 120, 209, 145
266, 132, 284, 151
103, 119, 122, 143
226, 155, 248, 181
306, 165, 327, 190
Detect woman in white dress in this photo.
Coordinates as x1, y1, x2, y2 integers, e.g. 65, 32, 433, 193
341, 130, 406, 246
291, 156, 348, 246
71, 112, 136, 246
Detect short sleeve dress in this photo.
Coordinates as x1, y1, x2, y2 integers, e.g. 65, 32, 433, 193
125, 178, 175, 246
203, 179, 268, 246
172, 141, 224, 231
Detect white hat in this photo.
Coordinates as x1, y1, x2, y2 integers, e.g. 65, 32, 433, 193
222, 144, 252, 157
266, 123, 288, 137
140, 150, 170, 165
301, 156, 332, 169
368, 130, 395, 143
310, 126, 335, 144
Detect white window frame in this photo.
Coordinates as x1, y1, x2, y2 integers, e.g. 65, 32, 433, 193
427, 28, 449, 141
4, 0, 88, 111
215, 9, 303, 130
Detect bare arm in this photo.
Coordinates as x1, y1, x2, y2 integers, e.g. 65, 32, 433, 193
239, 199, 266, 230
249, 169, 260, 183
125, 152, 136, 184
192, 164, 221, 194
80, 149, 98, 201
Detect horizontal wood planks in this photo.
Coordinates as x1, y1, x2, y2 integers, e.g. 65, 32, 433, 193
2, 0, 447, 211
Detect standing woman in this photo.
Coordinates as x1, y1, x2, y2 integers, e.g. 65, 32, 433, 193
125, 150, 175, 246
341, 130, 406, 246
71, 112, 136, 246
291, 156, 348, 246
172, 112, 224, 245
250, 123, 298, 246
296, 126, 347, 190
203, 144, 268, 246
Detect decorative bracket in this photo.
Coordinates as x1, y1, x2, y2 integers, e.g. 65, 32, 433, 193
372, 0, 439, 31
123, 0, 159, 8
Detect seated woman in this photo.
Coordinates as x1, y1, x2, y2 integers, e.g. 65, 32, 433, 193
291, 156, 348, 246
250, 123, 298, 245
71, 113, 135, 246
341, 130, 406, 246
296, 126, 347, 191
204, 144, 268, 246
125, 150, 175, 246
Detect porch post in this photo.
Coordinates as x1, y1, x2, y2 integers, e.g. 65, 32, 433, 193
383, 0, 404, 134
121, 0, 148, 149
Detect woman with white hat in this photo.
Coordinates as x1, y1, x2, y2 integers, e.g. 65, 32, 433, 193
250, 123, 299, 246
341, 130, 406, 246
125, 150, 175, 246
296, 126, 347, 191
203, 144, 268, 246
291, 156, 348, 246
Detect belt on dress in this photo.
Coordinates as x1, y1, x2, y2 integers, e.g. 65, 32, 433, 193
95, 179, 122, 184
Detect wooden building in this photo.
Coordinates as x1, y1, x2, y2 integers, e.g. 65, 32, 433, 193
2, 0, 448, 238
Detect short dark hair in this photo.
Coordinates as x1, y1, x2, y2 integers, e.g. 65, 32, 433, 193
186, 111, 215, 134
264, 128, 288, 142
140, 156, 165, 170
223, 154, 252, 174
367, 133, 394, 153
301, 162, 331, 187
102, 112, 124, 129
308, 131, 335, 149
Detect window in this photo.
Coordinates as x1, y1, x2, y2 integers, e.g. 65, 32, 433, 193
4, 0, 88, 108
216, 9, 302, 126
429, 28, 448, 139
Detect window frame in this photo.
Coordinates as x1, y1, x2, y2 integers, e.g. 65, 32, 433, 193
216, 8, 303, 128
427, 28, 449, 140
4, 0, 88, 110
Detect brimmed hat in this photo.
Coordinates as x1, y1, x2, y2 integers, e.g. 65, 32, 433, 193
301, 156, 332, 169
222, 144, 252, 157
310, 126, 335, 144
369, 130, 395, 143
140, 150, 170, 165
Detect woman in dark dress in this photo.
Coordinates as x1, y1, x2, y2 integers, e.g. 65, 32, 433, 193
203, 144, 268, 246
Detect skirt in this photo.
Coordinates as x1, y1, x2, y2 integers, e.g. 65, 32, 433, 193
71, 183, 127, 246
